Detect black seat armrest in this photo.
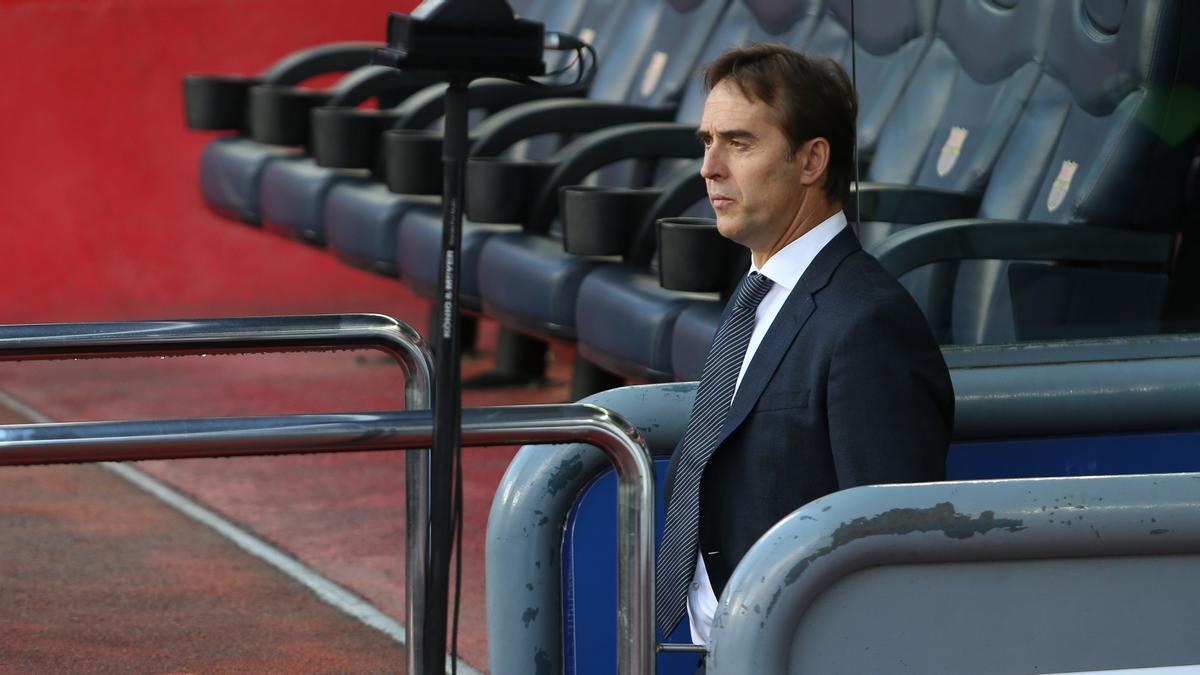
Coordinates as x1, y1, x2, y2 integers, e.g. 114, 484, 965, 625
560, 186, 662, 256
183, 42, 382, 134
627, 162, 705, 265
249, 86, 332, 146
325, 65, 440, 109
312, 108, 404, 170
869, 219, 1174, 279
183, 74, 263, 132
250, 49, 394, 147
523, 122, 702, 233
468, 99, 676, 157
260, 42, 383, 85
657, 217, 747, 295
846, 182, 983, 224
390, 79, 589, 131
309, 66, 438, 168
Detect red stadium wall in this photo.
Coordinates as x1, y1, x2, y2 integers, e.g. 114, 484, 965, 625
0, 0, 419, 323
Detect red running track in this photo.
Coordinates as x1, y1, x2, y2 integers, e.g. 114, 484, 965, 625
0, 333, 575, 672
0, 454, 410, 673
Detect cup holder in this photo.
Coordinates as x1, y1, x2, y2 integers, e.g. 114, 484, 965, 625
248, 85, 332, 146
560, 186, 662, 256
182, 74, 262, 131
312, 108, 403, 170
382, 129, 444, 195
465, 157, 556, 224
657, 217, 745, 292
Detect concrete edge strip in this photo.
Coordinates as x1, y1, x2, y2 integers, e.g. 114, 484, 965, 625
0, 389, 484, 675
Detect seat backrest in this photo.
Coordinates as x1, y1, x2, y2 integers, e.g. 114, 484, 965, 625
803, 0, 938, 160
670, 0, 825, 126
640, 0, 921, 279
511, 0, 551, 16
639, 0, 822, 191
556, 0, 816, 221
866, 0, 1052, 192
586, 0, 730, 105
492, 0, 639, 163
549, 0, 729, 201
979, 0, 1199, 227
539, 0, 635, 83
947, 0, 1199, 345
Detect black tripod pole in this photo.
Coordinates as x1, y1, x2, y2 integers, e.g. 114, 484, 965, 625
424, 74, 469, 675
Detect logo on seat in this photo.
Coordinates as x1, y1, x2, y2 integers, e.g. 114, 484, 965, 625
1047, 160, 1078, 212
936, 126, 969, 177
640, 51, 669, 98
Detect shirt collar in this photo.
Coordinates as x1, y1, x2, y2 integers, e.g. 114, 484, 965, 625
749, 210, 848, 291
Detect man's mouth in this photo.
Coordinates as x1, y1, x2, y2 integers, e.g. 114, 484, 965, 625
709, 194, 734, 209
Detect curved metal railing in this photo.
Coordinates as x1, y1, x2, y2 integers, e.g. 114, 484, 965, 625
0, 405, 655, 675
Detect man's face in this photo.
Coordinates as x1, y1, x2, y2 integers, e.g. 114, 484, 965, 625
697, 80, 809, 253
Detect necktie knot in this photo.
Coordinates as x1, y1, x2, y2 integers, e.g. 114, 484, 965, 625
733, 271, 774, 310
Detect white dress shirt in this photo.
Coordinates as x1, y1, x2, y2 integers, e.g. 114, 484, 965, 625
686, 210, 847, 645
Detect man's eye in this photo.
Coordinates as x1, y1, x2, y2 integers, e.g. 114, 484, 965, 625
729, 139, 745, 149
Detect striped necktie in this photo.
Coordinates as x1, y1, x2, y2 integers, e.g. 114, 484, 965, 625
655, 270, 775, 637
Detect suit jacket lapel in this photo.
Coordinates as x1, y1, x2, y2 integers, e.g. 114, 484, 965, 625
715, 227, 862, 447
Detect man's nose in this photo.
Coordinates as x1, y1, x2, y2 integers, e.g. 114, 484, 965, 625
700, 147, 724, 181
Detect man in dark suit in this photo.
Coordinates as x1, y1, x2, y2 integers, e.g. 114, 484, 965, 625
655, 45, 954, 664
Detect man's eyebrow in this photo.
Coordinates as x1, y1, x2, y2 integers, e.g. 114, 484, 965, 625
717, 128, 757, 140
696, 128, 758, 142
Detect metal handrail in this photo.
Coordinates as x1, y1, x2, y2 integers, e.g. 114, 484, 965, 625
0, 316, 659, 674
0, 404, 657, 675
0, 314, 436, 675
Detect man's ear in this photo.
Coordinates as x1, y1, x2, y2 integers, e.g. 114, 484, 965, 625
796, 137, 830, 188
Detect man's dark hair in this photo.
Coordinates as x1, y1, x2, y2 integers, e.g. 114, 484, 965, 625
704, 44, 858, 205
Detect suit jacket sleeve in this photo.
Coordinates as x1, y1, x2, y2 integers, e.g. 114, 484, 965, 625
825, 299, 954, 488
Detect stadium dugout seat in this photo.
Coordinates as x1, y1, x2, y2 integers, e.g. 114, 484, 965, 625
186, 46, 441, 224
320, 0, 729, 380
184, 0, 549, 225
257, 0, 608, 246
665, 0, 1198, 378
866, 0, 1200, 346
805, 0, 939, 164
466, 0, 822, 395
820, 0, 1055, 339
322, 0, 714, 279
571, 0, 939, 385
649, 0, 1054, 380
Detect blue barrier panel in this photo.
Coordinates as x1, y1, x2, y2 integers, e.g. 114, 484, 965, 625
563, 458, 695, 675
562, 428, 1200, 674
949, 429, 1200, 479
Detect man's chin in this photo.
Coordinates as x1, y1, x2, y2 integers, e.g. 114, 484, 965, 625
715, 218, 744, 244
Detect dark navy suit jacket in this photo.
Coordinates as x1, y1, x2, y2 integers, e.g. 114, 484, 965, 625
664, 226, 955, 597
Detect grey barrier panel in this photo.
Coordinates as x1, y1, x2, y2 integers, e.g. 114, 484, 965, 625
941, 332, 1200, 369
948, 338, 1200, 440
486, 382, 697, 675
486, 335, 1200, 673
708, 473, 1200, 674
